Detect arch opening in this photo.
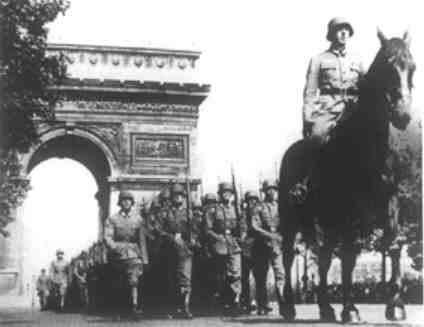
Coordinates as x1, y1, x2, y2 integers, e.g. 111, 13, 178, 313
21, 158, 99, 297
1, 133, 114, 297
27, 134, 112, 185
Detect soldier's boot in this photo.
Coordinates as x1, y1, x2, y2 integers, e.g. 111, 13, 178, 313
276, 283, 285, 317
230, 293, 243, 316
288, 177, 309, 205
288, 140, 322, 205
131, 287, 143, 316
181, 291, 193, 319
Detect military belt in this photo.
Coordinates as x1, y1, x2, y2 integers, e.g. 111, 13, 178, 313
321, 88, 359, 96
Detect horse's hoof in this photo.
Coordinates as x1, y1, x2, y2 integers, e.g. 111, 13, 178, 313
279, 305, 296, 321
341, 308, 362, 324
320, 306, 336, 322
386, 304, 406, 321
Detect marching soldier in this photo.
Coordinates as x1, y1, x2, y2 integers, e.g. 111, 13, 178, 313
240, 191, 258, 314
291, 17, 365, 202
36, 268, 50, 311
104, 191, 149, 314
156, 183, 194, 319
73, 252, 89, 309
190, 199, 209, 314
49, 249, 69, 311
199, 193, 220, 314
204, 182, 246, 315
251, 180, 285, 315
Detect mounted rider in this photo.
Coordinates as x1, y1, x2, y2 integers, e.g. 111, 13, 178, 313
291, 17, 366, 202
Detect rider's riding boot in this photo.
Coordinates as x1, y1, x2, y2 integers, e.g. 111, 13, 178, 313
182, 291, 193, 319
288, 176, 310, 205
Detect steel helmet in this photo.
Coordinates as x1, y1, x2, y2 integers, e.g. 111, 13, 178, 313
262, 179, 278, 192
326, 17, 354, 41
171, 183, 186, 196
244, 190, 259, 201
118, 191, 135, 205
218, 182, 234, 194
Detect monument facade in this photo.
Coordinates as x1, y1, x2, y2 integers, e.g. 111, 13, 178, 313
0, 43, 210, 295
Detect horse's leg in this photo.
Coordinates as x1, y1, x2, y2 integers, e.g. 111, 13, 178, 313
340, 240, 361, 323
386, 247, 406, 320
316, 227, 336, 322
279, 228, 296, 320
385, 196, 407, 321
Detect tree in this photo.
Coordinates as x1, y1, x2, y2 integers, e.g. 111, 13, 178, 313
0, 0, 69, 237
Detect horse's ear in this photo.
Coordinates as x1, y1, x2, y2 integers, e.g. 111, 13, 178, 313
403, 30, 412, 48
377, 28, 387, 45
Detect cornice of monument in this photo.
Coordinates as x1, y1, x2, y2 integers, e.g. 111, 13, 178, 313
47, 43, 210, 105
48, 43, 201, 59
46, 43, 206, 79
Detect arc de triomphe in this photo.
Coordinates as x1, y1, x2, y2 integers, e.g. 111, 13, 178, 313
0, 43, 210, 295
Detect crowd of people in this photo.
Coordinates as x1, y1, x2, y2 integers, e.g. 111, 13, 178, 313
34, 179, 286, 318
35, 179, 422, 319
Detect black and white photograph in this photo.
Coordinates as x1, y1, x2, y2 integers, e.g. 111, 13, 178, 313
0, 0, 422, 325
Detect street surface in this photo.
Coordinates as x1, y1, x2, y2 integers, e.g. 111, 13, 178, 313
1, 303, 423, 326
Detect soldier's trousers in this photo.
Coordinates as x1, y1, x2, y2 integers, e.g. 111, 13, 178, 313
252, 250, 284, 308
212, 253, 241, 303
38, 291, 49, 310
241, 255, 254, 306
165, 247, 193, 310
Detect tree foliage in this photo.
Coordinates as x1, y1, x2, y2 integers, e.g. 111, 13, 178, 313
0, 0, 69, 237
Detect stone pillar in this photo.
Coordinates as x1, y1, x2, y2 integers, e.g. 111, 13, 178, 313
95, 182, 111, 240
0, 207, 24, 295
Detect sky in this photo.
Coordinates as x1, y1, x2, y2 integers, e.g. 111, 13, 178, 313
19, 0, 423, 286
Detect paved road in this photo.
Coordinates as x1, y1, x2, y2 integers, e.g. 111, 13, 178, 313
1, 304, 423, 326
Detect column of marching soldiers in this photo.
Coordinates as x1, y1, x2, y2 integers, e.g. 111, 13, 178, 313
36, 179, 285, 319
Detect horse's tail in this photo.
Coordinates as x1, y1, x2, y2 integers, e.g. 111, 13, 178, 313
278, 139, 315, 245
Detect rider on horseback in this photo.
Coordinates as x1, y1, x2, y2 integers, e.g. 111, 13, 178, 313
290, 17, 366, 203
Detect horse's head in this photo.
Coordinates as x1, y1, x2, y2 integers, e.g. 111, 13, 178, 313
374, 29, 415, 130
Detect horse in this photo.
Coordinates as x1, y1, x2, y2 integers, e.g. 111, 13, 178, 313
278, 29, 415, 323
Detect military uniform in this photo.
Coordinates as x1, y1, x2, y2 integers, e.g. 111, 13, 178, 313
104, 191, 149, 313
156, 184, 194, 318
290, 18, 366, 204
73, 257, 88, 308
240, 193, 257, 313
49, 251, 69, 310
303, 18, 365, 144
191, 200, 210, 313
251, 181, 284, 314
104, 208, 149, 287
36, 272, 50, 310
203, 182, 246, 312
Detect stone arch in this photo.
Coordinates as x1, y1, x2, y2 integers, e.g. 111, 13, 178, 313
22, 126, 119, 178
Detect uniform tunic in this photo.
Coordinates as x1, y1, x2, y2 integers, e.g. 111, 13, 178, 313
157, 205, 193, 293
204, 203, 246, 297
303, 46, 365, 143
36, 274, 50, 296
49, 259, 69, 296
240, 206, 255, 307
104, 209, 148, 287
251, 200, 285, 308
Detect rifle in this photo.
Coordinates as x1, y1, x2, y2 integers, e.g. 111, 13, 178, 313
231, 165, 242, 235
185, 175, 192, 242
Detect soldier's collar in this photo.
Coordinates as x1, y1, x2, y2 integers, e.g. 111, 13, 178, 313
119, 209, 132, 217
329, 45, 347, 57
